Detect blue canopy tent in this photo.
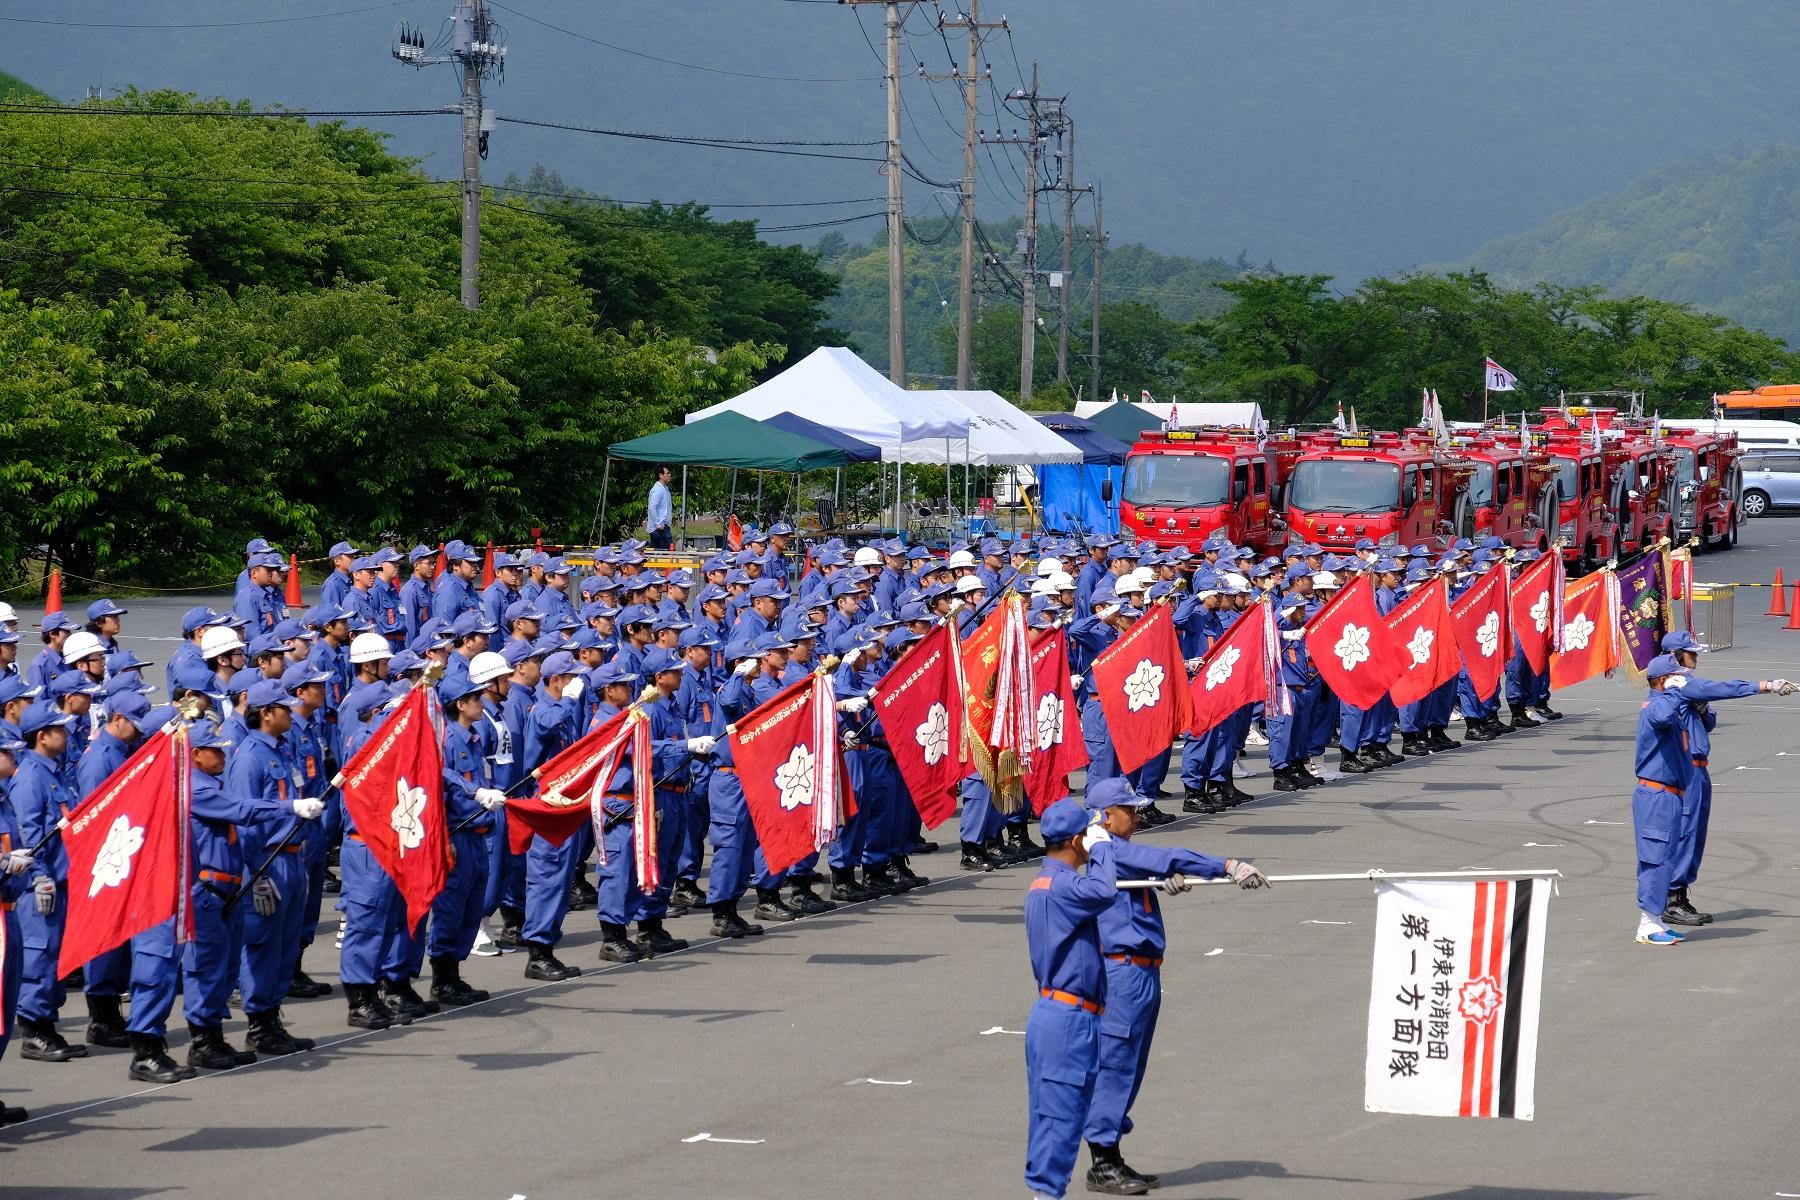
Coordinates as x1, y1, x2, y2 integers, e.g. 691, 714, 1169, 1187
1033, 413, 1128, 534
761, 411, 884, 462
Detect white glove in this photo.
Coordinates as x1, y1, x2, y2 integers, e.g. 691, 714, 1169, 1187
33, 876, 56, 913
475, 787, 508, 811
1069, 674, 1083, 689
841, 647, 862, 669
3, 850, 32, 876
685, 736, 717, 755
251, 876, 280, 917
1160, 872, 1191, 896
1095, 604, 1120, 622
836, 697, 869, 714
1227, 859, 1270, 890
1080, 821, 1111, 852
734, 658, 759, 677
1769, 677, 1795, 695
1281, 629, 1305, 642
1664, 673, 1688, 690
946, 597, 965, 613
291, 797, 325, 820
563, 677, 585, 701
1184, 658, 1203, 672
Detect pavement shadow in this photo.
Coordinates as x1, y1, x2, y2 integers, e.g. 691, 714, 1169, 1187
1681, 926, 1762, 940
455, 1050, 600, 1071
147, 1125, 366, 1152
1361, 798, 1454, 809
0, 1190, 180, 1199
1225, 825, 1344, 836
1152, 1159, 1368, 1189
1413, 1189, 1644, 1200
806, 952, 941, 965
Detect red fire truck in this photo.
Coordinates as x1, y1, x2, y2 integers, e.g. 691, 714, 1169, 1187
1536, 427, 1620, 570
1536, 406, 1680, 562
1410, 429, 1558, 551
1281, 430, 1474, 553
1661, 426, 1742, 550
1117, 429, 1302, 554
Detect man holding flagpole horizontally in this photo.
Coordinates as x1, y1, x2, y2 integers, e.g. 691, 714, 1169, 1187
1078, 777, 1267, 1195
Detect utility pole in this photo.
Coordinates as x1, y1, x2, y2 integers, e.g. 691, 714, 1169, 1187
1053, 119, 1090, 389
1017, 63, 1043, 403
394, 2, 506, 310
929, 2, 1006, 390
1090, 180, 1105, 402
845, 1, 908, 385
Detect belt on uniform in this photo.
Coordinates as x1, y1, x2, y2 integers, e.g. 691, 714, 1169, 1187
1039, 988, 1103, 1015
659, 784, 687, 794
459, 823, 494, 836
1105, 952, 1163, 969
280, 843, 303, 854
714, 765, 736, 774
0, 900, 10, 912
1636, 778, 1680, 794
346, 831, 364, 843
198, 869, 242, 886
1691, 757, 1709, 768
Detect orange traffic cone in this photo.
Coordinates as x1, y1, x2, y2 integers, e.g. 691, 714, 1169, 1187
1786, 583, 1800, 631
434, 542, 447, 581
43, 567, 62, 614
285, 553, 303, 608
1768, 568, 1788, 617
480, 541, 495, 588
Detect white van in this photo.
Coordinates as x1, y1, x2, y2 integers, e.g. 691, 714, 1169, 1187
1664, 418, 1800, 449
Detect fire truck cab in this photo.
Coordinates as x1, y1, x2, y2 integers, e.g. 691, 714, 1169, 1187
1281, 430, 1472, 553
1537, 434, 1619, 570
1420, 431, 1557, 551
1661, 428, 1742, 550
1536, 406, 1682, 562
1117, 429, 1301, 554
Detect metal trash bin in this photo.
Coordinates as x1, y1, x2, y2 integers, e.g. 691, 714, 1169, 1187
1691, 583, 1735, 650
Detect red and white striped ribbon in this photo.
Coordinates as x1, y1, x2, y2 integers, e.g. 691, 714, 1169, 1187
630, 714, 658, 893
809, 672, 838, 851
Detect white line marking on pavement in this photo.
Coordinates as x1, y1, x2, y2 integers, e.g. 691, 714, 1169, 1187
683, 1133, 766, 1145
1583, 819, 1626, 826
1205, 948, 1225, 956
1302, 919, 1351, 925
1733, 765, 1773, 771
847, 1078, 912, 1086
979, 1026, 1025, 1036
1523, 842, 1564, 847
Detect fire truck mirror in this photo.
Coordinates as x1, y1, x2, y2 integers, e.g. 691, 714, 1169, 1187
1100, 478, 1114, 503
1232, 479, 1249, 504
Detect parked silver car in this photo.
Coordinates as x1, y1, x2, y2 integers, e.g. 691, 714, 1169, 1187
1739, 450, 1800, 517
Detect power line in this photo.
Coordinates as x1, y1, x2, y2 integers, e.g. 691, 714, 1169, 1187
488, 2, 880, 83
0, 3, 412, 29
0, 102, 454, 120
494, 115, 887, 163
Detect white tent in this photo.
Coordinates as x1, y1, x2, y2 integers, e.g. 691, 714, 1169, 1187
1072, 399, 1265, 430
686, 346, 968, 463
907, 390, 1084, 465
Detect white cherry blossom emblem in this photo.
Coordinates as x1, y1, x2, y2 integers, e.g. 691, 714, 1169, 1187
1204, 646, 1241, 691
391, 775, 428, 854
89, 813, 146, 898
775, 744, 816, 811
1529, 591, 1550, 633
1122, 659, 1165, 712
1476, 611, 1500, 658
1334, 624, 1372, 671
915, 702, 950, 767
1405, 627, 1435, 667
1035, 692, 1063, 752
1561, 613, 1595, 652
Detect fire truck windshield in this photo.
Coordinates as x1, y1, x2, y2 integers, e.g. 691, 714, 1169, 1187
1467, 462, 1494, 506
1550, 458, 1577, 499
1288, 459, 1400, 513
1671, 447, 1697, 483
1123, 453, 1229, 507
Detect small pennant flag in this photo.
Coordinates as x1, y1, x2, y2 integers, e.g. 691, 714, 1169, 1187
1484, 358, 1518, 392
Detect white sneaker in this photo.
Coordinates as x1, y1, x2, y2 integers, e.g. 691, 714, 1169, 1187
333, 921, 346, 951
1307, 756, 1342, 783
471, 925, 502, 957
1449, 707, 1464, 723
1245, 727, 1269, 747
1233, 761, 1257, 779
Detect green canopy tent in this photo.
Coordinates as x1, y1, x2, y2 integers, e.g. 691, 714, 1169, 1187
595, 409, 860, 544
1085, 400, 1165, 444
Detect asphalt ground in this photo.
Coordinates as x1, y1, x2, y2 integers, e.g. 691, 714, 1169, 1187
3, 523, 1799, 1200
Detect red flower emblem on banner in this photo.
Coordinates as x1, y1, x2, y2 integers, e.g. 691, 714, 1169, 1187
1457, 975, 1504, 1025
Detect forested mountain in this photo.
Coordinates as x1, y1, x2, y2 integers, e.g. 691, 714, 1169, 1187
1456, 143, 1800, 346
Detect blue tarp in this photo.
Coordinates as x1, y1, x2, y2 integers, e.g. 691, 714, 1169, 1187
1033, 413, 1126, 534
762, 411, 884, 463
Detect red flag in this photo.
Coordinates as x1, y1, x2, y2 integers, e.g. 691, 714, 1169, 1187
870, 623, 965, 828
1025, 627, 1088, 814
1188, 604, 1279, 735
726, 515, 744, 552
1384, 578, 1462, 708
504, 706, 635, 853
733, 673, 856, 876
336, 687, 450, 928
1091, 602, 1196, 775
1508, 554, 1564, 673
958, 595, 1036, 805
1452, 568, 1510, 704
1550, 569, 1621, 689
1303, 574, 1402, 710
60, 728, 192, 976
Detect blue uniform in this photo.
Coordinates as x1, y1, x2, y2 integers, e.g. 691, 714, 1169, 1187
334, 713, 417, 991
1023, 842, 1119, 1200
76, 731, 140, 1007
0, 793, 27, 1064
430, 719, 493, 960
1669, 675, 1759, 891
319, 567, 354, 610
228, 729, 308, 1019
1631, 688, 1689, 919
400, 575, 436, 642
519, 690, 585, 947
433, 574, 480, 624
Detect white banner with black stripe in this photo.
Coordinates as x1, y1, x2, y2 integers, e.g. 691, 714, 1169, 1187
1364, 877, 1550, 1120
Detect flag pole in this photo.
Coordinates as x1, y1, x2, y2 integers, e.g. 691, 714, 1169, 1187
1116, 867, 1561, 890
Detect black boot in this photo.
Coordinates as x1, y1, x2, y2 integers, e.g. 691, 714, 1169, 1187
128, 1032, 196, 1083
1008, 826, 1046, 860
1510, 704, 1543, 728
1206, 781, 1240, 812
1182, 785, 1223, 814
1663, 886, 1713, 926
185, 1022, 255, 1069
633, 920, 689, 957
1272, 767, 1305, 792
1116, 1145, 1159, 1189
572, 875, 599, 908
19, 1018, 87, 1062
831, 866, 875, 902
986, 835, 1029, 866
428, 955, 489, 1006
752, 888, 801, 923
1137, 801, 1175, 828
890, 858, 928, 889
1369, 744, 1405, 767
1221, 777, 1253, 806
245, 1009, 313, 1055
786, 883, 837, 914
84, 992, 131, 1048
1292, 762, 1323, 788
669, 878, 706, 915
1427, 726, 1461, 751
860, 863, 903, 897
1085, 1142, 1151, 1195
492, 904, 527, 949
382, 977, 437, 1020
959, 840, 995, 871
288, 951, 333, 999
345, 983, 394, 1030
0, 1102, 28, 1124
1338, 749, 1375, 774
708, 902, 764, 940
1463, 717, 1497, 742
598, 922, 644, 963
525, 940, 584, 979
1532, 702, 1564, 721
1401, 733, 1432, 757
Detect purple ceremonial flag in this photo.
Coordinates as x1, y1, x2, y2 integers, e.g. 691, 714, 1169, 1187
1614, 554, 1667, 678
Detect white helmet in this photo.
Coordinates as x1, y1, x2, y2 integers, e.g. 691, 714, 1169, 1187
1222, 572, 1249, 591
852, 546, 882, 567
1131, 566, 1157, 588
1112, 575, 1146, 597
199, 626, 245, 660
1048, 571, 1076, 593
61, 631, 108, 664
0, 602, 15, 625
955, 575, 986, 596
1311, 571, 1339, 589
349, 632, 393, 664
468, 651, 512, 686
1035, 556, 1064, 578
947, 549, 976, 570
